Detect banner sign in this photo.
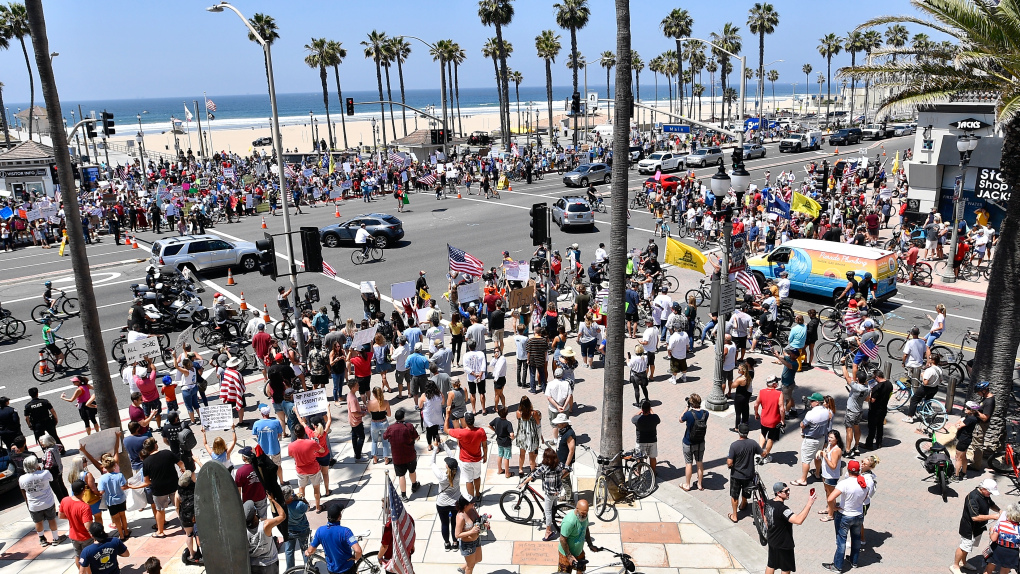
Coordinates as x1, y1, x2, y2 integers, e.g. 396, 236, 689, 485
294, 389, 328, 416
200, 404, 234, 431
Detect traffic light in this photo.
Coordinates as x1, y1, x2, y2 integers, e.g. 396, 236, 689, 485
346, 98, 355, 116
530, 203, 549, 246
438, 129, 447, 143
255, 232, 278, 280
50, 164, 58, 184
101, 110, 115, 136
300, 227, 323, 273
571, 92, 581, 115
85, 119, 97, 139
430, 129, 439, 145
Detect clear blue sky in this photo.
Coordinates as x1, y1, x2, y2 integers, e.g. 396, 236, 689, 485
1, 0, 935, 102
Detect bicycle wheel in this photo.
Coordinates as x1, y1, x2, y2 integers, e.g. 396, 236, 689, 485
354, 550, 382, 574
820, 318, 842, 341
814, 342, 841, 368
156, 333, 171, 349
938, 468, 949, 502
919, 400, 948, 432
62, 297, 80, 315
31, 304, 50, 324
553, 503, 573, 529
64, 348, 89, 370
351, 251, 365, 265
943, 362, 966, 388
885, 337, 906, 360
370, 247, 384, 261
5, 318, 26, 339
160, 348, 175, 370
867, 308, 886, 329
193, 325, 212, 345
830, 349, 850, 372
664, 276, 679, 294
274, 320, 292, 341
915, 436, 934, 458
685, 289, 705, 308
498, 490, 535, 524
914, 266, 933, 287
930, 345, 956, 366
890, 378, 914, 412
750, 487, 768, 546
627, 461, 656, 499
32, 358, 57, 382
593, 475, 610, 518
111, 339, 126, 363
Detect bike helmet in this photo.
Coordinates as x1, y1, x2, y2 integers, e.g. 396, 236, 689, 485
846, 271, 855, 279
40, 316, 49, 324
43, 281, 51, 287
976, 381, 991, 390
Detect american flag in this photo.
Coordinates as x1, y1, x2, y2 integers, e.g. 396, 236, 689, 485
861, 336, 879, 360
844, 309, 863, 333
418, 173, 437, 186
285, 164, 298, 179
389, 151, 404, 167
735, 270, 761, 296
322, 261, 337, 278
384, 476, 416, 574
448, 244, 484, 277
206, 99, 217, 112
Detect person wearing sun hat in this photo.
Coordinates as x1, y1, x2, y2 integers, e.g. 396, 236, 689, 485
952, 478, 1001, 574
792, 393, 830, 487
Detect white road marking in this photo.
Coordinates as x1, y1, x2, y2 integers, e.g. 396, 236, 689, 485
2, 275, 142, 303
889, 297, 913, 304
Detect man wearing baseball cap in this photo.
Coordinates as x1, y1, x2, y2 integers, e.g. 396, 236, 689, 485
953, 478, 1001, 574
765, 481, 817, 574
726, 423, 762, 523
792, 393, 830, 487
823, 459, 874, 572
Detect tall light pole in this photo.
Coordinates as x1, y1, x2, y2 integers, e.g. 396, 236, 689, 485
371, 117, 378, 164
208, 1, 307, 365
941, 133, 980, 283
761, 59, 784, 117
136, 114, 147, 169
683, 38, 745, 142
398, 35, 448, 159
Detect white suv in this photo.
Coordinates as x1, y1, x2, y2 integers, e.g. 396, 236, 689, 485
149, 234, 260, 274
637, 152, 682, 174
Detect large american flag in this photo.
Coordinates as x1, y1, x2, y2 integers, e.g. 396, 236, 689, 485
448, 244, 484, 277
206, 99, 217, 112
322, 261, 337, 279
861, 336, 880, 360
418, 173, 437, 186
384, 476, 415, 574
735, 270, 761, 296
389, 151, 404, 167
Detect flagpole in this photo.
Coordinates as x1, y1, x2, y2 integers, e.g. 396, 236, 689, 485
184, 101, 193, 155
204, 91, 214, 154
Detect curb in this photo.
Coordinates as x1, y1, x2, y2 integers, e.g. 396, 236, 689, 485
928, 282, 987, 298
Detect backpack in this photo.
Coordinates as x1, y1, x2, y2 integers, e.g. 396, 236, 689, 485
178, 426, 198, 452
689, 411, 708, 443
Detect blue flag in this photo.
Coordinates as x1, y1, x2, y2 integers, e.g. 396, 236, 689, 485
766, 189, 790, 219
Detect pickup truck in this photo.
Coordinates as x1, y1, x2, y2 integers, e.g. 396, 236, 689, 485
779, 130, 822, 153
862, 124, 894, 140
638, 151, 682, 174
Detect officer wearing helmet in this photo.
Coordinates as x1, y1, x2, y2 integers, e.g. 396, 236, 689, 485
127, 297, 148, 332
837, 270, 859, 303
970, 380, 995, 467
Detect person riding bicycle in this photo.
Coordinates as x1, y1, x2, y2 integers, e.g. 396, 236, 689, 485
851, 319, 881, 381
42, 281, 59, 314
586, 185, 599, 207
212, 296, 239, 340
857, 272, 876, 302
354, 222, 372, 258
836, 271, 859, 303
641, 239, 659, 262
41, 316, 65, 371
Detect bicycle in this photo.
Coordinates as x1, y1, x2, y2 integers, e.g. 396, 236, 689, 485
748, 469, 770, 546
657, 219, 671, 239
285, 530, 382, 574
591, 446, 656, 519
352, 246, 384, 265
33, 337, 89, 382
0, 310, 26, 340
915, 431, 953, 502
685, 278, 711, 308
892, 378, 948, 432
31, 290, 80, 325
563, 546, 636, 574
499, 472, 574, 528
887, 327, 966, 389
651, 272, 679, 295
819, 313, 885, 343
110, 329, 173, 366
896, 259, 933, 287
694, 229, 710, 250
814, 334, 884, 373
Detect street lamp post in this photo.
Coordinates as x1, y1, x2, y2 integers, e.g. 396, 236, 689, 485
941, 133, 980, 283
136, 114, 147, 170
208, 1, 307, 365
371, 117, 378, 164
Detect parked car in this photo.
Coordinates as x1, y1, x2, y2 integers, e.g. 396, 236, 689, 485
551, 197, 595, 231
319, 213, 405, 248
645, 174, 682, 193
563, 163, 611, 187
829, 128, 863, 146
628, 146, 644, 163
891, 123, 915, 136
252, 136, 273, 147
683, 147, 724, 167
637, 151, 683, 174
149, 235, 260, 274
742, 143, 767, 160
862, 124, 894, 139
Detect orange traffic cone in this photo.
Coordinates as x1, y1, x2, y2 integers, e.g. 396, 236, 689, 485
262, 304, 270, 323
508, 185, 513, 193
261, 216, 268, 229
882, 147, 886, 157
132, 235, 139, 249
834, 147, 839, 156
457, 190, 462, 199
38, 350, 47, 376
334, 203, 341, 218
239, 292, 248, 311
226, 268, 235, 286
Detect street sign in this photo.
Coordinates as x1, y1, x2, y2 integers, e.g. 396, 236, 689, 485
956, 200, 966, 219
587, 92, 598, 106
720, 282, 737, 315
662, 124, 691, 134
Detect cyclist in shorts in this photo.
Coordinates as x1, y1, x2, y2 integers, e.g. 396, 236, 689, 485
42, 281, 58, 315
41, 316, 65, 371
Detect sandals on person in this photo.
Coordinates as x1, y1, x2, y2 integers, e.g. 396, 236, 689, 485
727, 513, 738, 523
820, 515, 834, 522
790, 480, 808, 486
681, 484, 691, 491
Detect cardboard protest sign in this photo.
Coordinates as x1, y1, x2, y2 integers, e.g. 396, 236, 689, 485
294, 389, 328, 416
200, 404, 234, 431
390, 281, 416, 301
508, 282, 536, 309
124, 337, 162, 364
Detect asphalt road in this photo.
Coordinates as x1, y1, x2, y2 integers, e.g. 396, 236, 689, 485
0, 133, 985, 426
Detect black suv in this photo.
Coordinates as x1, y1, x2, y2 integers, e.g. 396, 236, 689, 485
252, 136, 273, 147
829, 128, 863, 146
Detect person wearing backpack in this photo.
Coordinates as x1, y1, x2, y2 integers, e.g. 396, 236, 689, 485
680, 394, 709, 491
161, 411, 198, 472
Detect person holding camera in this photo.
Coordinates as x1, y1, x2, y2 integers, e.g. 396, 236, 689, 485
680, 394, 709, 491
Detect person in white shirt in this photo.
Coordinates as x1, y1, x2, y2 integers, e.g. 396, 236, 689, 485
354, 223, 372, 257
426, 321, 446, 354
776, 271, 791, 298
244, 309, 267, 339
652, 288, 673, 340
490, 347, 508, 412
462, 340, 488, 415
513, 324, 529, 388
722, 334, 737, 394
728, 308, 754, 362
594, 243, 608, 263
628, 345, 650, 407
793, 393, 832, 486
666, 324, 689, 384
900, 326, 927, 381
640, 317, 661, 379
545, 369, 573, 426
824, 460, 873, 571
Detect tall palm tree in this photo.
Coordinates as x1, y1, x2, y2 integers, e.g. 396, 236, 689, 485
767, 69, 779, 115
843, 0, 1020, 452
844, 31, 866, 125
451, 44, 466, 136
510, 70, 523, 135
478, 0, 515, 149
817, 33, 842, 127
747, 3, 780, 116
692, 84, 705, 120
389, 37, 412, 137
632, 52, 644, 127
246, 13, 280, 107
687, 43, 706, 117
706, 58, 718, 120
599, 50, 616, 101
0, 29, 10, 146
710, 23, 741, 129
324, 40, 349, 150
662, 51, 677, 113
304, 37, 334, 151
801, 63, 812, 114
535, 30, 562, 142
555, 0, 591, 149
649, 56, 661, 124
860, 29, 882, 122
432, 39, 455, 149
443, 41, 456, 140
361, 30, 389, 148
0, 3, 33, 140
884, 24, 908, 63
379, 41, 398, 139
481, 38, 505, 141
660, 8, 693, 119
816, 72, 825, 118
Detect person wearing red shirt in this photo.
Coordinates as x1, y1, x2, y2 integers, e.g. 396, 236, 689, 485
133, 356, 163, 428
60, 480, 96, 556
252, 323, 274, 377
348, 345, 373, 402
753, 376, 786, 463
953, 237, 970, 280
288, 426, 325, 512
383, 409, 421, 501
448, 413, 488, 502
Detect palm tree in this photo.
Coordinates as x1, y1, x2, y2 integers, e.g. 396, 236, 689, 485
389, 37, 412, 137
0, 29, 9, 146
432, 39, 455, 148
510, 70, 523, 135
662, 51, 677, 113
0, 3, 33, 140
478, 0, 515, 149
687, 43, 706, 117
324, 40, 349, 150
709, 23, 741, 129
361, 30, 389, 148
884, 24, 908, 63
844, 31, 866, 125
660, 8, 693, 118
817, 33, 842, 127
860, 29, 882, 122
692, 84, 705, 120
816, 72, 825, 118
649, 56, 661, 124
632, 52, 644, 127
535, 30, 562, 142
599, 50, 616, 101
443, 42, 456, 140
843, 0, 1020, 453
747, 3, 780, 116
554, 0, 591, 149
304, 38, 334, 151
481, 38, 505, 141
451, 44, 466, 136
767, 69, 779, 115
379, 40, 398, 139
706, 58, 718, 120
246, 13, 280, 107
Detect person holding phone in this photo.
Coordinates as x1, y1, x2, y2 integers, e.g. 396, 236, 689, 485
765, 482, 817, 574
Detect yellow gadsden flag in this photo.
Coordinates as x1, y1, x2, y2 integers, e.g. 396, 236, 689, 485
665, 237, 708, 274
791, 192, 822, 218
893, 150, 900, 175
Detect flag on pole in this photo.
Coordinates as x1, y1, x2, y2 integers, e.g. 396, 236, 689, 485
861, 336, 880, 360
383, 475, 416, 574
184, 105, 193, 122
448, 244, 484, 276
791, 192, 822, 218
735, 270, 761, 295
328, 152, 336, 175
205, 99, 217, 112
389, 151, 404, 166
322, 261, 337, 278
419, 173, 437, 187
892, 151, 900, 175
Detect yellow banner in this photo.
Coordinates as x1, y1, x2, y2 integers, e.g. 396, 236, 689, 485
665, 237, 707, 274
791, 192, 822, 218
892, 151, 900, 175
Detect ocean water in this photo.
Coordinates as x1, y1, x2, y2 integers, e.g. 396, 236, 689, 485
5, 82, 810, 132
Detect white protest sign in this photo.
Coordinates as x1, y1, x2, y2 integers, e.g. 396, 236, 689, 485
457, 281, 482, 303
416, 307, 434, 324
294, 389, 328, 417
26, 208, 41, 221
503, 260, 530, 282
124, 337, 162, 364
390, 280, 417, 301
200, 404, 234, 431
351, 325, 378, 349
360, 281, 376, 294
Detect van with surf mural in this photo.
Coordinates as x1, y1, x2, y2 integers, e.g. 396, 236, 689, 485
746, 239, 898, 301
